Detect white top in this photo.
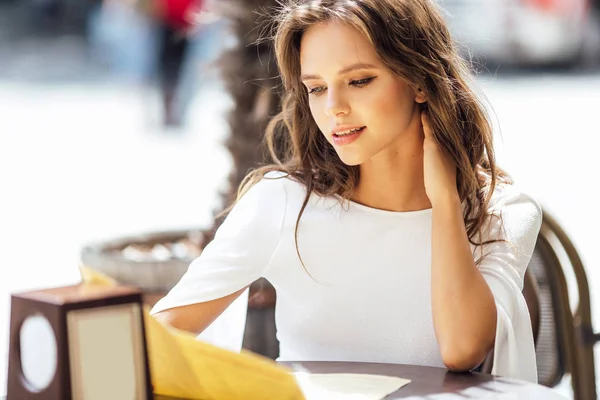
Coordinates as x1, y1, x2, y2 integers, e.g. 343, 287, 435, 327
151, 171, 542, 383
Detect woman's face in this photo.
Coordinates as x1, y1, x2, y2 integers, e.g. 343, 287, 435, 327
300, 21, 425, 166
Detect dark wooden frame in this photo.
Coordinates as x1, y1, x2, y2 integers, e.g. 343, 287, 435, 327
7, 285, 153, 400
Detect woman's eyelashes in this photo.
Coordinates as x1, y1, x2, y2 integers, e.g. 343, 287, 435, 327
351, 76, 377, 88
306, 77, 377, 96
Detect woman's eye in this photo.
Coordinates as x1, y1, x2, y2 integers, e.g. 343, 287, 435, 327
308, 86, 326, 95
350, 77, 376, 87
306, 77, 376, 96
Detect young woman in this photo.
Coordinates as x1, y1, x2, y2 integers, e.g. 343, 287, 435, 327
151, 0, 541, 383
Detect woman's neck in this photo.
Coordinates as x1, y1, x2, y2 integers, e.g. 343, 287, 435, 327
353, 125, 431, 213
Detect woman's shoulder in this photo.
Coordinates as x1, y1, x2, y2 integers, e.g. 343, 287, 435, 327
237, 170, 310, 213
256, 171, 339, 214
256, 170, 308, 196
488, 182, 542, 218
259, 170, 318, 198
485, 182, 543, 240
223, 171, 298, 231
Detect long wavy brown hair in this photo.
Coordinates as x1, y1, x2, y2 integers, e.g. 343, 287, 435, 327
235, 0, 511, 265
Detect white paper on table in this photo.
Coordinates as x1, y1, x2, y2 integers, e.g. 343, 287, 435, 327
292, 372, 411, 400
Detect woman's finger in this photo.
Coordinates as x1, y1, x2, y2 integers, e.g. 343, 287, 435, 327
421, 110, 433, 139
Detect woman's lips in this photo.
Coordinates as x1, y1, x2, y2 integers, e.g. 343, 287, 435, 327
332, 126, 366, 145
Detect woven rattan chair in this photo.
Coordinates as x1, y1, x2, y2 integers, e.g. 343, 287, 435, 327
480, 210, 598, 400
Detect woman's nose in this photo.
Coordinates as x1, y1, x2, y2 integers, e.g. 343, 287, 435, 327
325, 90, 350, 117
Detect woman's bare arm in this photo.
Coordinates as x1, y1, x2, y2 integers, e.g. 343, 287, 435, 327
421, 112, 496, 371
430, 197, 497, 372
152, 286, 249, 335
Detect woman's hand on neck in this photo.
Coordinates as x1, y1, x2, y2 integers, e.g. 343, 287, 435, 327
421, 110, 459, 208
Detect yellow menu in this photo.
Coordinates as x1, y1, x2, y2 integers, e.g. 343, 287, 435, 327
80, 266, 306, 400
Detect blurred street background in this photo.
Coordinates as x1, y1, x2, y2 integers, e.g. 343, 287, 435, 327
1, 0, 600, 398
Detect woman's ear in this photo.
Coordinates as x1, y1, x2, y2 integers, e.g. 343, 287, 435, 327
415, 88, 427, 104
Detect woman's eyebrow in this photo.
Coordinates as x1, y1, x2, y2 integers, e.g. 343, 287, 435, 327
300, 62, 378, 81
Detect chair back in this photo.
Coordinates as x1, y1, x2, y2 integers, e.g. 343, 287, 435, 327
538, 212, 597, 400
527, 237, 569, 387
480, 210, 597, 400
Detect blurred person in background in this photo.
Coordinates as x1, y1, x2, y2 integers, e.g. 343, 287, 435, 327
158, 0, 232, 129
89, 0, 220, 128
153, 0, 232, 128
153, 0, 204, 127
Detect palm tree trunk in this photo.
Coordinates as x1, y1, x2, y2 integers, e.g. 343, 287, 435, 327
207, 0, 283, 359
204, 0, 283, 245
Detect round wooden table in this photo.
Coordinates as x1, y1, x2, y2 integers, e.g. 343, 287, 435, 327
0, 362, 567, 400
281, 361, 568, 399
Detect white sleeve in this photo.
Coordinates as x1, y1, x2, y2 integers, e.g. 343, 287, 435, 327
150, 173, 287, 315
475, 187, 542, 383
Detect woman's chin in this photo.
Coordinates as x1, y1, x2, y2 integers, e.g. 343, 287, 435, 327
336, 152, 365, 167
